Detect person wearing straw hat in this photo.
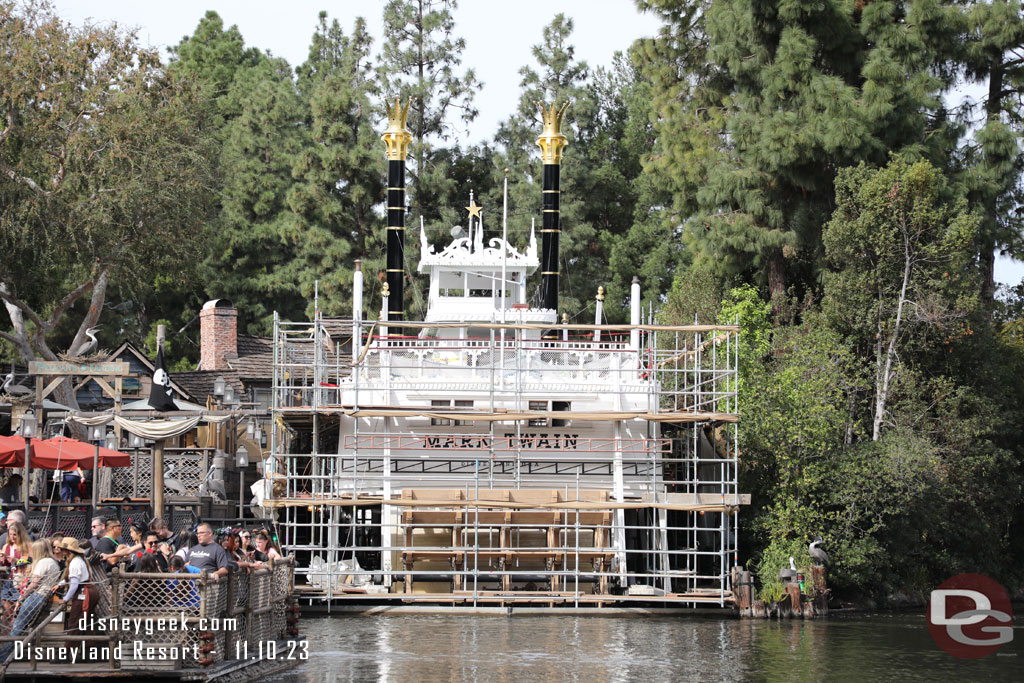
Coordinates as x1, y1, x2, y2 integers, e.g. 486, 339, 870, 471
55, 536, 99, 656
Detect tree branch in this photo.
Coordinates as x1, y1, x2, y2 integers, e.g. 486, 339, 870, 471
43, 276, 96, 334
0, 283, 37, 361
0, 281, 47, 331
0, 162, 53, 197
65, 267, 109, 355
0, 110, 12, 146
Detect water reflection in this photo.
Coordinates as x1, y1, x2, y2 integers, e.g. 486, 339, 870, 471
265, 612, 1021, 682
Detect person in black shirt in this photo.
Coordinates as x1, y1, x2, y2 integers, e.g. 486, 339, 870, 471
86, 516, 105, 553
186, 524, 229, 581
95, 519, 122, 573
251, 531, 270, 563
239, 530, 254, 555
0, 474, 22, 506
131, 531, 168, 572
149, 516, 186, 552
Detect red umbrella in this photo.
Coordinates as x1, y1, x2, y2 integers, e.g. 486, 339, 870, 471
0, 435, 26, 467
32, 436, 131, 469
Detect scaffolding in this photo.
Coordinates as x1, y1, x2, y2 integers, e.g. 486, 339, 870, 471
268, 316, 744, 608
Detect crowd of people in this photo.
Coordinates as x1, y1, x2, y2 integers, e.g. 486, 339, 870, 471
0, 510, 283, 659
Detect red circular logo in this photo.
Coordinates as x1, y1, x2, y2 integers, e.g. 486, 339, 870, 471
927, 573, 1013, 659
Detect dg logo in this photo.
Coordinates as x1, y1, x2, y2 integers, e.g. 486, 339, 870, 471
928, 573, 1014, 659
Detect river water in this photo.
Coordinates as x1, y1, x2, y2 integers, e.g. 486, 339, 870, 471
267, 611, 1021, 682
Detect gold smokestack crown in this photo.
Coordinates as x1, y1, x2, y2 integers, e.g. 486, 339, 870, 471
536, 100, 569, 165
382, 96, 413, 161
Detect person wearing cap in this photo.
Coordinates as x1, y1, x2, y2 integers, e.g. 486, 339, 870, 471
55, 537, 98, 655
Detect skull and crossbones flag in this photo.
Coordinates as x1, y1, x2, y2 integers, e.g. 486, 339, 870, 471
148, 344, 176, 411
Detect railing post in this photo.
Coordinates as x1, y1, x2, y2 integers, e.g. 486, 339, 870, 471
109, 568, 120, 669
245, 569, 255, 647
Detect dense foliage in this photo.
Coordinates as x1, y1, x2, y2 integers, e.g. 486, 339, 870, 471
2, 0, 1022, 598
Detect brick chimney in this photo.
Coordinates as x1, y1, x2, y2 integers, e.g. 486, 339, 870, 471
199, 299, 238, 371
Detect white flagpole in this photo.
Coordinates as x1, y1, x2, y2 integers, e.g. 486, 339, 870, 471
500, 169, 509, 388
501, 169, 509, 323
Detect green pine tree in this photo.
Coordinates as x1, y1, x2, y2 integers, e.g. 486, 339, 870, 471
205, 56, 308, 333
960, 0, 1024, 300
288, 12, 385, 320
636, 0, 954, 301
380, 0, 480, 220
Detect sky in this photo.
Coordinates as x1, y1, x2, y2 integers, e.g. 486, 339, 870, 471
48, 0, 1023, 287
51, 0, 661, 147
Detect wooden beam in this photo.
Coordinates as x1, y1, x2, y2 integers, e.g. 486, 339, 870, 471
91, 376, 116, 400
40, 376, 65, 400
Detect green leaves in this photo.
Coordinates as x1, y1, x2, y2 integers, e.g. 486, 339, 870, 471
1, 0, 215, 363
640, 0, 953, 298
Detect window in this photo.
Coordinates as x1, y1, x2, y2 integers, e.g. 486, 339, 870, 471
431, 400, 474, 426
528, 401, 547, 427
253, 387, 272, 411
528, 400, 571, 427
552, 401, 571, 427
430, 400, 450, 426
453, 400, 473, 426
122, 377, 142, 397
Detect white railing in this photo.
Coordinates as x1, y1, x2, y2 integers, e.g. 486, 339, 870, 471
272, 319, 739, 416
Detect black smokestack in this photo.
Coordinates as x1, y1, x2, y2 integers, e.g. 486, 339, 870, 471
382, 97, 412, 322
537, 102, 569, 320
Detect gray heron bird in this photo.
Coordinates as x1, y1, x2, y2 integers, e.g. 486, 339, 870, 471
1, 371, 31, 398
809, 537, 830, 567
70, 326, 101, 357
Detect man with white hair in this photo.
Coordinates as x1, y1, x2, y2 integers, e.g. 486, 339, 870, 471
0, 509, 32, 546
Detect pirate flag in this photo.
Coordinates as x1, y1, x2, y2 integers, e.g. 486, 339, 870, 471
148, 344, 176, 411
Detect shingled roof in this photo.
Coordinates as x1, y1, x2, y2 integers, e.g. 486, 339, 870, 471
227, 334, 274, 380
236, 335, 272, 356
171, 370, 243, 404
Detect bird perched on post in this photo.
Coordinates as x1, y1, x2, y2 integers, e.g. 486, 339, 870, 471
809, 537, 830, 567
163, 463, 188, 497
1, 371, 31, 398
777, 556, 798, 583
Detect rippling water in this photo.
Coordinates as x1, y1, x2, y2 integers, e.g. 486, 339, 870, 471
267, 611, 1021, 682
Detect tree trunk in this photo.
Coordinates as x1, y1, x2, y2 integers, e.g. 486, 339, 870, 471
981, 247, 996, 302
874, 235, 912, 441
981, 56, 1004, 303
766, 247, 786, 301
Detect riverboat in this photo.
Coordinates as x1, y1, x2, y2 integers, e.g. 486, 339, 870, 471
267, 99, 748, 610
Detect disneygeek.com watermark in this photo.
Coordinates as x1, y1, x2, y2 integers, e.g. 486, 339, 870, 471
928, 573, 1014, 659
11, 613, 238, 663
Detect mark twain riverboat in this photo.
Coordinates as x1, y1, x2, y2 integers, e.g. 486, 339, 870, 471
266, 100, 749, 610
